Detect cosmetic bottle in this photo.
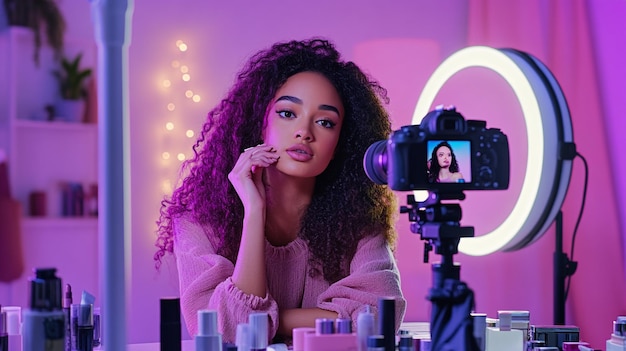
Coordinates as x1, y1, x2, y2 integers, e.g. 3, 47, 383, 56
92, 307, 101, 348
63, 284, 72, 351
606, 316, 626, 351
160, 298, 182, 351
302, 318, 357, 351
1, 307, 8, 351
249, 313, 268, 351
291, 327, 315, 351
471, 312, 487, 351
366, 335, 384, 351
195, 310, 222, 351
0, 306, 21, 351
356, 305, 375, 351
377, 297, 395, 351
397, 334, 413, 351
236, 323, 251, 351
22, 268, 65, 351
76, 304, 94, 351
335, 319, 352, 334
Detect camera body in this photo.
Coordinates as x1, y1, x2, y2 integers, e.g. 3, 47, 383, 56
364, 106, 510, 192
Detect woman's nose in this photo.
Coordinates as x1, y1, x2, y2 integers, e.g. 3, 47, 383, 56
295, 123, 313, 142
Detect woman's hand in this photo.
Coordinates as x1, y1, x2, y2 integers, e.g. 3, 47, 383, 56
229, 144, 279, 297
228, 144, 279, 211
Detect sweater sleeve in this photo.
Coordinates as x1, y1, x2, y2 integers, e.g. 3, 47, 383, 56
172, 214, 279, 343
316, 234, 407, 331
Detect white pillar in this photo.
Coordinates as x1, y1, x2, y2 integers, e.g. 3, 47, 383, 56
89, 0, 134, 349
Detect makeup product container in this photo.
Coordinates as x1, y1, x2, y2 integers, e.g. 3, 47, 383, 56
356, 305, 375, 351
248, 313, 268, 351
22, 268, 65, 351
194, 310, 222, 351
160, 298, 182, 351
0, 306, 21, 351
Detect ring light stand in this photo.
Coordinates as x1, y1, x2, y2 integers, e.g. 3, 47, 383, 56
412, 46, 576, 347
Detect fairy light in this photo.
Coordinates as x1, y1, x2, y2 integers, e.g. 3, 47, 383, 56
161, 179, 173, 194
175, 40, 188, 52
158, 38, 204, 196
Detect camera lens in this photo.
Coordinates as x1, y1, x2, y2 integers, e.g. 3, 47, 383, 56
363, 140, 388, 185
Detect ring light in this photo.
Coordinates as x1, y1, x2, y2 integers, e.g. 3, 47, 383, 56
413, 46, 574, 256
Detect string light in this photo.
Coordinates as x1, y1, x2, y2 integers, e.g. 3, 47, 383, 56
158, 38, 204, 195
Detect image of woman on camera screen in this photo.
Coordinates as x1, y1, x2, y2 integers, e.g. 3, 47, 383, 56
428, 141, 465, 183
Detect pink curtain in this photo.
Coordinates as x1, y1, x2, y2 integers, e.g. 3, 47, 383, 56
467, 0, 626, 347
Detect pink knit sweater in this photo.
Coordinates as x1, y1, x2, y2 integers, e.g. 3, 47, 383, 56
173, 213, 407, 343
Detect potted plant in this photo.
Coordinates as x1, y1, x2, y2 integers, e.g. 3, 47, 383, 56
3, 0, 66, 64
52, 53, 92, 122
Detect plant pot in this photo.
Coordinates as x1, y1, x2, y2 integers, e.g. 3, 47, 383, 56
55, 99, 86, 123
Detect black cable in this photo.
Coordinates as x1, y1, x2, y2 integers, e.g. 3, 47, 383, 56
564, 152, 588, 300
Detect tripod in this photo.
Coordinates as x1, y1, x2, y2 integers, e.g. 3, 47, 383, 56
401, 191, 480, 351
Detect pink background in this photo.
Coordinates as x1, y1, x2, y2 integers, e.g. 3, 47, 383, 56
1, 0, 625, 348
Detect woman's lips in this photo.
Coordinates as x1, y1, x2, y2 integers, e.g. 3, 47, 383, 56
286, 145, 313, 162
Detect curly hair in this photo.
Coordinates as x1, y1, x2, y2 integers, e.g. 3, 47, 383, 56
427, 141, 460, 183
155, 38, 398, 283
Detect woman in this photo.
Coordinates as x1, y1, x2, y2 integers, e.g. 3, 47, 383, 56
428, 141, 465, 183
154, 38, 406, 343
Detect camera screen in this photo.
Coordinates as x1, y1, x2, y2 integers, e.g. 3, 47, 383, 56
426, 140, 472, 184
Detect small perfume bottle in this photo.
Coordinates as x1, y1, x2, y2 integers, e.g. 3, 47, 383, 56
22, 268, 65, 351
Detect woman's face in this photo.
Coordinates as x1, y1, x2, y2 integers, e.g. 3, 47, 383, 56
263, 71, 344, 178
436, 145, 452, 168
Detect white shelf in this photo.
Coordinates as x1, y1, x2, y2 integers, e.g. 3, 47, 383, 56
21, 217, 98, 230
15, 119, 97, 131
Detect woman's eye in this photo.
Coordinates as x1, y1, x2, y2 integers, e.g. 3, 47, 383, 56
277, 110, 295, 118
317, 120, 336, 129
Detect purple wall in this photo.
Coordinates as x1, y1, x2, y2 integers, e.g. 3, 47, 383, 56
2, 0, 624, 346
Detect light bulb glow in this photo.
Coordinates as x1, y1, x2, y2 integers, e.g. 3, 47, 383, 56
165, 122, 174, 131
182, 74, 191, 82
167, 103, 175, 111
162, 180, 173, 193
185, 90, 194, 98
179, 43, 188, 52
186, 130, 194, 138
162, 79, 171, 88
162, 152, 170, 160
180, 65, 189, 73
192, 95, 201, 102
177, 153, 186, 161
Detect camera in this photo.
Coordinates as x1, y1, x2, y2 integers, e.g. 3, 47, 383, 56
363, 106, 510, 192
